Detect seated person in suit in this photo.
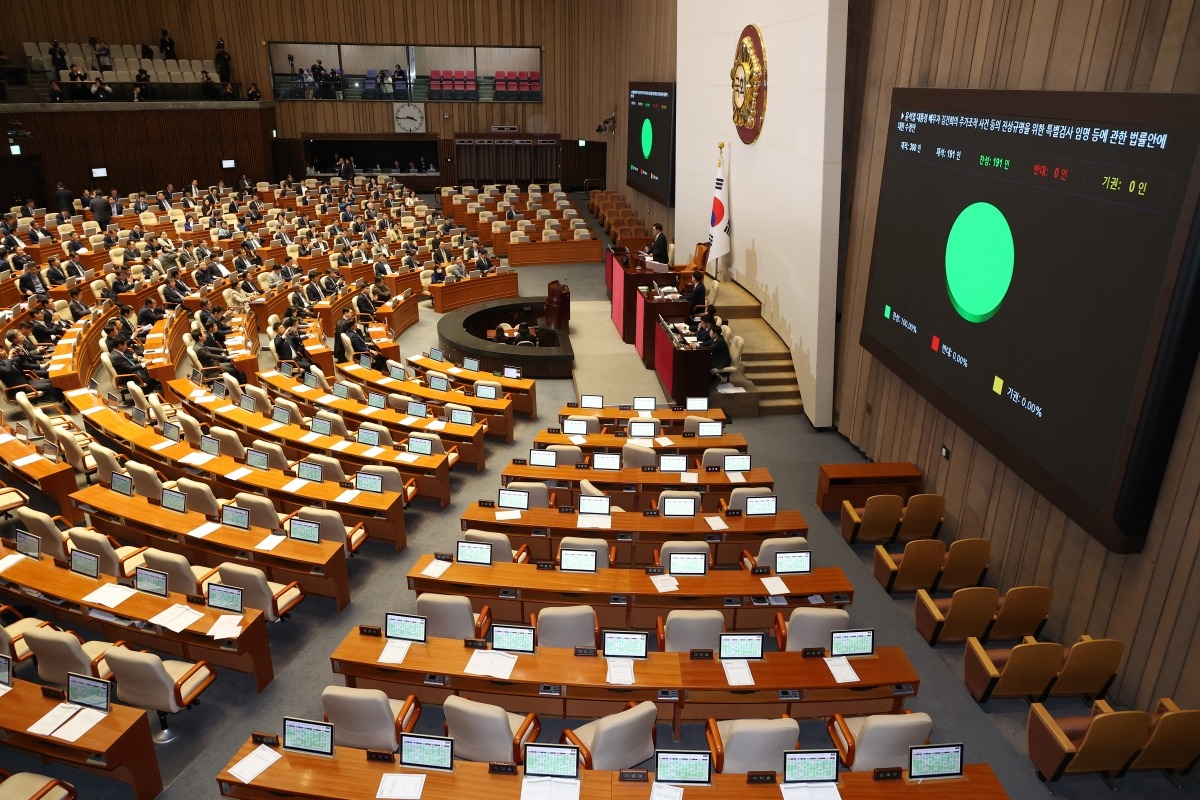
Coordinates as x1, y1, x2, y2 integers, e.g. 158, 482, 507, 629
373, 257, 393, 278
272, 320, 314, 372
332, 307, 355, 363
30, 296, 66, 344
304, 270, 326, 303
353, 286, 377, 321
162, 269, 190, 307
447, 257, 468, 281
137, 297, 165, 328
289, 283, 316, 319
8, 328, 49, 378
371, 276, 392, 304
17, 262, 48, 298
513, 321, 537, 346
0, 344, 64, 402
65, 232, 89, 255
110, 336, 161, 393
27, 221, 57, 245
692, 317, 732, 383
348, 324, 387, 372
321, 268, 345, 295
45, 257, 68, 287
687, 270, 707, 310
475, 250, 495, 275
67, 286, 92, 321
429, 263, 447, 284
264, 263, 285, 289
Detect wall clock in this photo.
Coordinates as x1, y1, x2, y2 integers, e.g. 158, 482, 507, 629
730, 25, 767, 144
393, 102, 426, 133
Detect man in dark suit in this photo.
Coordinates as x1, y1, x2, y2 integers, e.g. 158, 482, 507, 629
353, 286, 377, 321
304, 271, 326, 303
90, 194, 112, 228
348, 324, 386, 370
645, 223, 668, 263
110, 336, 161, 393
273, 320, 314, 371
45, 257, 68, 286
137, 297, 164, 328
27, 222, 57, 245
431, 243, 452, 265
54, 183, 74, 215
17, 263, 47, 298
131, 195, 150, 214
687, 270, 706, 310
475, 251, 494, 275
373, 257, 393, 279
155, 191, 173, 212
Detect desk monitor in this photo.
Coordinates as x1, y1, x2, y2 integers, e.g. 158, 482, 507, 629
449, 408, 473, 426
577, 495, 611, 516
245, 449, 270, 471
296, 460, 324, 483
662, 496, 697, 517
529, 448, 557, 467
0, 654, 10, 687
302, 371, 321, 389
213, 380, 227, 399
70, 549, 100, 580
562, 419, 588, 436
668, 551, 707, 577
389, 365, 408, 381
282, 717, 335, 758
503, 365, 521, 379
909, 744, 964, 781
15, 530, 40, 560
358, 355, 373, 371
685, 396, 709, 412
784, 750, 840, 785
659, 454, 687, 473
559, 547, 599, 573
134, 566, 169, 597
161, 488, 187, 513
200, 434, 221, 456
129, 407, 147, 428
367, 391, 387, 409
429, 347, 443, 362
633, 396, 656, 412
655, 750, 712, 786
399, 732, 454, 771
385, 612, 427, 642
592, 452, 621, 471
628, 420, 656, 438
110, 472, 134, 497
580, 394, 603, 409
455, 540, 493, 565
288, 518, 321, 544
745, 495, 778, 516
356, 427, 380, 447
462, 356, 480, 371
310, 416, 332, 436
238, 394, 257, 412
498, 488, 529, 510
525, 744, 580, 780
221, 504, 251, 530
355, 472, 383, 493
278, 362, 295, 378
476, 383, 499, 400
602, 630, 648, 659
331, 382, 350, 399
67, 673, 110, 713
696, 421, 723, 437
491, 623, 536, 654
723, 454, 751, 472
207, 582, 244, 613
163, 421, 182, 442
406, 436, 432, 456
406, 401, 428, 418
719, 633, 765, 661
774, 550, 812, 575
830, 629, 875, 658
429, 376, 449, 392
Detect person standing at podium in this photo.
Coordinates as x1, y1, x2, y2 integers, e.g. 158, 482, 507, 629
643, 223, 668, 264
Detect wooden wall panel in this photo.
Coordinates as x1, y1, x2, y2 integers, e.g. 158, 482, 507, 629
836, 0, 1200, 709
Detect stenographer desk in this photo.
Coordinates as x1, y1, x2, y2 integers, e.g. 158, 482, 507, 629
406, 554, 850, 630
635, 286, 692, 368
331, 632, 914, 736
63, 388, 408, 551
70, 484, 351, 610
458, 505, 807, 565
409, 353, 538, 418
258, 370, 488, 472
0, 544, 275, 691
0, 677, 163, 800
654, 320, 711, 404
533, 430, 748, 458
556, 404, 725, 431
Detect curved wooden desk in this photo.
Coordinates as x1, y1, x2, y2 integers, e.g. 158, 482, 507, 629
507, 238, 604, 266
0, 427, 84, 524
428, 271, 519, 313
408, 353, 537, 418
556, 403, 726, 430
533, 430, 749, 456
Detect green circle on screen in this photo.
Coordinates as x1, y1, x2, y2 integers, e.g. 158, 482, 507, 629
641, 118, 653, 159
945, 202, 1014, 323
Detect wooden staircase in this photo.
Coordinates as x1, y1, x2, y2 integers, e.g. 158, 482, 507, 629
740, 350, 803, 415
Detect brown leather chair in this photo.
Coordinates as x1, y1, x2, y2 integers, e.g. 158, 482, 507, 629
1122, 698, 1200, 777
873, 539, 945, 594
1042, 635, 1123, 702
933, 537, 990, 592
893, 493, 945, 542
984, 585, 1052, 642
1027, 700, 1150, 783
963, 636, 1064, 703
840, 494, 903, 545
915, 586, 999, 646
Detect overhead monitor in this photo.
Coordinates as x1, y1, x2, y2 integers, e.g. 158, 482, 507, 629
69, 549, 100, 580
685, 396, 709, 411
524, 744, 580, 780
601, 629, 648, 659
559, 547, 598, 573
490, 623, 536, 654
723, 454, 751, 472
207, 582, 244, 613
529, 448, 557, 467
667, 551, 707, 576
222, 159, 236, 169
592, 452, 621, 471
745, 495, 778, 516
830, 629, 875, 658
784, 750, 840, 785
654, 750, 711, 786
91, 167, 108, 178
626, 82, 678, 207
633, 396, 656, 412
221, 504, 251, 530
399, 733, 454, 771
696, 421, 723, 437
498, 488, 529, 510
577, 495, 611, 516
455, 540, 493, 565
659, 454, 687, 473
67, 673, 111, 712
385, 612, 427, 642
662, 496, 697, 517
773, 550, 812, 575
287, 518, 321, 544
161, 488, 187, 513
282, 717, 335, 758
580, 394, 604, 409
718, 633, 765, 661
909, 744, 964, 781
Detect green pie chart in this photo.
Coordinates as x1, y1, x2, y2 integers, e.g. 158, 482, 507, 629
641, 118, 653, 159
945, 202, 1014, 323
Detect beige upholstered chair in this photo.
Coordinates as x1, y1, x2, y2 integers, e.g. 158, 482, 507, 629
706, 716, 800, 773
415, 593, 490, 639
700, 447, 739, 470
558, 537, 615, 569
294, 506, 366, 555
656, 540, 711, 568
105, 645, 216, 742
505, 480, 555, 508
0, 769, 77, 799
561, 701, 658, 770
827, 711, 933, 771
125, 460, 176, 496
773, 607, 851, 652
216, 562, 304, 622
720, 486, 773, 513
531, 606, 599, 649
740, 537, 810, 571
0, 605, 53, 663
321, 686, 421, 751
209, 426, 246, 459
23, 627, 115, 684
13, 507, 76, 562
231, 492, 283, 530
443, 695, 541, 763
174, 476, 223, 517
463, 529, 528, 563
620, 443, 656, 469
67, 528, 147, 578
656, 609, 724, 652
142, 548, 219, 596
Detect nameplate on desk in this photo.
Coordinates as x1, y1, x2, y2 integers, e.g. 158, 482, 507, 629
565, 402, 579, 408
539, 684, 563, 697
537, 562, 556, 571
574, 646, 597, 657
434, 552, 453, 562
614, 431, 627, 438
359, 625, 382, 637
512, 458, 527, 465
682, 432, 696, 438
366, 750, 395, 763
532, 529, 548, 537
338, 480, 353, 489
478, 500, 495, 508
464, 638, 487, 649
41, 686, 66, 700
573, 463, 589, 470
671, 405, 685, 412
873, 767, 903, 781
725, 509, 743, 517
802, 648, 826, 659
547, 428, 561, 434
641, 466, 656, 473
705, 465, 720, 472
642, 509, 659, 516
618, 405, 632, 411
52, 558, 69, 570
252, 731, 280, 747
205, 514, 220, 523
689, 649, 714, 660
488, 762, 518, 775
620, 770, 649, 783
645, 566, 664, 575
147, 496, 161, 506
557, 506, 575, 514
747, 772, 777, 785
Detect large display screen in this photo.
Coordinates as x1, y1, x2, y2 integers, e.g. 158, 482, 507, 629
860, 89, 1200, 553
626, 82, 676, 206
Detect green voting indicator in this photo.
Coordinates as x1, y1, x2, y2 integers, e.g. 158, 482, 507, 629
641, 118, 653, 160
945, 202, 1014, 323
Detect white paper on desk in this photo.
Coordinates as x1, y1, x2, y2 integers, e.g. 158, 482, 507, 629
335, 489, 361, 504
260, 370, 279, 379
225, 467, 253, 481
448, 366, 462, 375
0, 433, 13, 444
362, 446, 385, 458
228, 743, 282, 784
679, 472, 699, 484
292, 384, 315, 394
358, 405, 379, 415
759, 576, 789, 596
261, 421, 285, 433
521, 776, 581, 800
49, 363, 66, 372
255, 534, 285, 551
51, 353, 72, 361
399, 415, 420, 426
576, 514, 612, 529
178, 451, 217, 466
627, 438, 653, 448
377, 773, 426, 800
0, 553, 25, 574
186, 521, 222, 539
649, 782, 684, 800
150, 603, 203, 633
217, 404, 238, 413
780, 784, 842, 800
227, 337, 245, 346
378, 639, 411, 665
722, 658, 755, 686
315, 394, 338, 404
606, 657, 635, 685
282, 477, 311, 493
196, 395, 218, 403
824, 656, 861, 684
377, 376, 397, 386
82, 583, 137, 609
66, 388, 90, 397
189, 389, 206, 399
705, 515, 729, 531
52, 707, 107, 742
464, 649, 517, 679
330, 440, 352, 451
12, 453, 42, 467
81, 406, 104, 416
150, 439, 175, 451
426, 420, 446, 431
655, 436, 674, 447
650, 574, 679, 593
394, 452, 419, 463
420, 559, 452, 579
299, 431, 322, 443
28, 703, 80, 736
208, 614, 244, 639
0, 683, 10, 697
566, 434, 588, 446
726, 471, 746, 483
495, 509, 522, 521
